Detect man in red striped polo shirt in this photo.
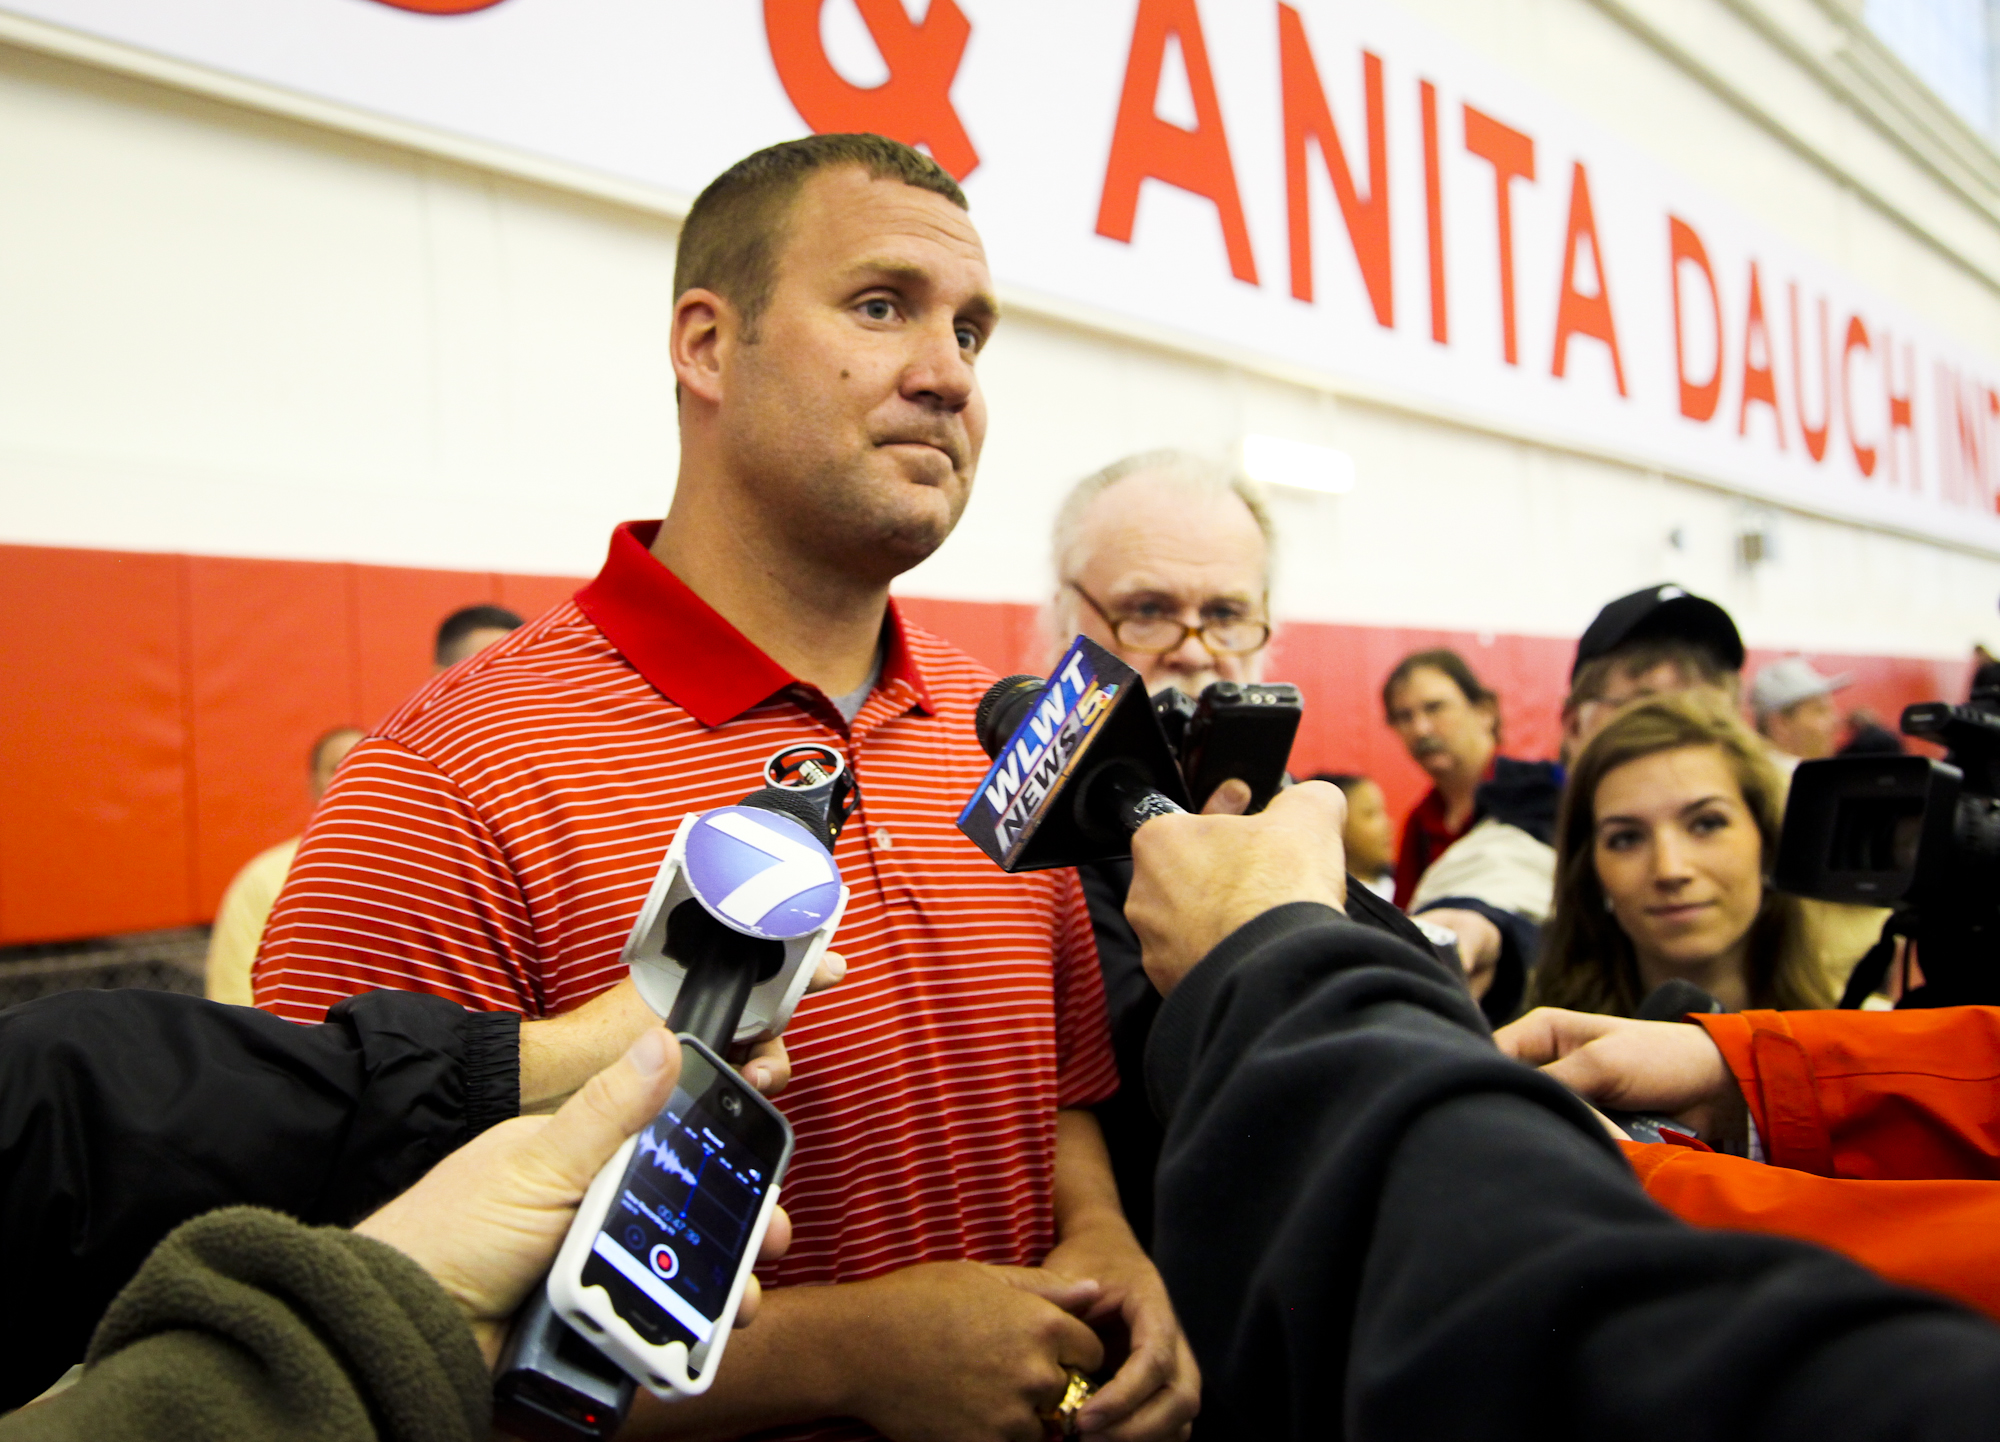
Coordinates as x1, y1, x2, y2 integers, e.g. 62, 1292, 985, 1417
256, 135, 1198, 1442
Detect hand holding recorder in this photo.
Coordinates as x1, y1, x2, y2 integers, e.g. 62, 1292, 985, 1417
355, 1026, 792, 1365
1495, 1007, 1748, 1146
1124, 781, 1352, 996
498, 764, 853, 1438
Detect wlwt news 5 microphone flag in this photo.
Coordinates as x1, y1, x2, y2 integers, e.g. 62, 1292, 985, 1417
956, 635, 1186, 872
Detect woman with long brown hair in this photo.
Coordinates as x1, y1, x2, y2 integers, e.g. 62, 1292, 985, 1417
1529, 692, 1832, 1015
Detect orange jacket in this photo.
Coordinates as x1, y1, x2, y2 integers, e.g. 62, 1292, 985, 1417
1623, 1006, 2000, 1319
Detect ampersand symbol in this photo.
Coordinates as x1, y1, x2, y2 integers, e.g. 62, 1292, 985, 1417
365, 0, 508, 14
764, 0, 980, 181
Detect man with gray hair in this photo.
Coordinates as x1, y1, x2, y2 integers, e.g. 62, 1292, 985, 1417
1051, 449, 1445, 1246
1049, 449, 1274, 695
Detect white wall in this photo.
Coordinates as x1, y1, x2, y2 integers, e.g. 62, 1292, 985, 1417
0, 0, 1995, 658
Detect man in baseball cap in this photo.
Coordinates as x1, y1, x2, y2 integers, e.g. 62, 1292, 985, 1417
1563, 583, 1746, 762
1751, 656, 1852, 769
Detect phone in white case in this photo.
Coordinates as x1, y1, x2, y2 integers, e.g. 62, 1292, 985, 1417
545, 1035, 794, 1398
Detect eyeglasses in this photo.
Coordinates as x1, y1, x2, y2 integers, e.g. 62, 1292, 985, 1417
1068, 582, 1271, 657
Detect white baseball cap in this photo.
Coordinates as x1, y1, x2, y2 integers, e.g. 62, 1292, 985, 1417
1750, 656, 1851, 716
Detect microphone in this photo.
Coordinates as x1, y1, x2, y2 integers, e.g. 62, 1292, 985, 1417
959, 636, 1192, 871
624, 754, 854, 1051
1636, 979, 1724, 1023
493, 753, 853, 1441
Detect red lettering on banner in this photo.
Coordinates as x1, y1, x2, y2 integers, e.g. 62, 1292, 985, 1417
1939, 365, 1993, 511
1462, 104, 1534, 365
366, 0, 507, 11
1789, 284, 1831, 463
1842, 315, 1878, 477
1550, 163, 1625, 396
1737, 261, 1785, 449
1885, 332, 1917, 488
1669, 217, 1721, 422
1421, 80, 1446, 344
1096, 0, 1259, 284
764, 0, 979, 180
1278, 9, 1390, 325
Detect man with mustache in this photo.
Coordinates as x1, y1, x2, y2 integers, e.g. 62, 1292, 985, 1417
1381, 649, 1556, 1013
1383, 649, 1502, 912
257, 135, 1196, 1442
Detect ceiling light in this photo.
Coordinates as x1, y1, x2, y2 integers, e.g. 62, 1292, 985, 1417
1240, 434, 1355, 494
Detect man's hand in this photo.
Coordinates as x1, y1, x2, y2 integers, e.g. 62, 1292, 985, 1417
838, 1261, 1107, 1442
356, 1027, 791, 1363
1125, 780, 1349, 996
519, 950, 847, 1111
1418, 907, 1502, 999
1495, 1007, 1747, 1146
1043, 1227, 1199, 1441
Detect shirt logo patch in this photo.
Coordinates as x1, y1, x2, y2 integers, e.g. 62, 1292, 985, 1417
764, 743, 845, 791
682, 806, 841, 940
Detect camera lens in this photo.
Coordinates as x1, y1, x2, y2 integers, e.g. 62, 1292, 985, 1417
719, 1091, 742, 1117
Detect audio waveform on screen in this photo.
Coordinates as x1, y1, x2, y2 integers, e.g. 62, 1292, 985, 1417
637, 1126, 700, 1187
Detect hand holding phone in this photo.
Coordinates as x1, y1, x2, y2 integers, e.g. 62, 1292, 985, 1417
545, 1035, 794, 1398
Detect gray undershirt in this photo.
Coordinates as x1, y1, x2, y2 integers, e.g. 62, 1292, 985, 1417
830, 645, 884, 724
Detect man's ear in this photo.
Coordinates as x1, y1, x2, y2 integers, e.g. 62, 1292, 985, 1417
671, 287, 731, 408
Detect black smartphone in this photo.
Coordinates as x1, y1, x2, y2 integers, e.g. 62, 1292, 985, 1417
1180, 681, 1303, 813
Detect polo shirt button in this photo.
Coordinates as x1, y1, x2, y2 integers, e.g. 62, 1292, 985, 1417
873, 826, 894, 850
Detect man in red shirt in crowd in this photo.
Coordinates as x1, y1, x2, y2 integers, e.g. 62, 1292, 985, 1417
1381, 649, 1501, 909
256, 134, 1197, 1442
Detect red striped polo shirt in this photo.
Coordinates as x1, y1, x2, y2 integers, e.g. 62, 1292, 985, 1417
256, 521, 1117, 1442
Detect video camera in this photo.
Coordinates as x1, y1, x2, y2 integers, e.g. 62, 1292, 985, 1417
1774, 664, 2000, 1006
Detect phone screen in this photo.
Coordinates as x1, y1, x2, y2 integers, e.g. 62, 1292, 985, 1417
580, 1043, 789, 1358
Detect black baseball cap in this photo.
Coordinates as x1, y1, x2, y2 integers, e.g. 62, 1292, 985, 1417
1572, 583, 1746, 681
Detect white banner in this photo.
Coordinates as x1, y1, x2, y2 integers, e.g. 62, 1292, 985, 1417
9, 0, 1999, 553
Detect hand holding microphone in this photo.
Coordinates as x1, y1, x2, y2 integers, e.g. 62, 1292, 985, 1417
958, 636, 1301, 873
1124, 781, 1351, 996
497, 760, 855, 1438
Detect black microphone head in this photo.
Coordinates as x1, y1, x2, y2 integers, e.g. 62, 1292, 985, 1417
1636, 978, 1723, 1023
738, 784, 834, 849
958, 637, 1189, 872
976, 675, 1045, 759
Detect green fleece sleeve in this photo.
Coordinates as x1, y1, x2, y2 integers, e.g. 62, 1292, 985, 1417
1, 1207, 489, 1442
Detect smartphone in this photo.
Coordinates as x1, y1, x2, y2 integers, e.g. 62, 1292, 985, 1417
546, 1035, 794, 1398
1180, 681, 1303, 814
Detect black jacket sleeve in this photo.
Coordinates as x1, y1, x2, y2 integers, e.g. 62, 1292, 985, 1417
1145, 903, 2000, 1441
0, 989, 518, 1410
1, 1208, 488, 1442
1083, 860, 1453, 1249
1077, 859, 1165, 1248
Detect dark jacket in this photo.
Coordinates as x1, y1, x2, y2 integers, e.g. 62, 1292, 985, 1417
0, 988, 517, 1409
1144, 902, 2000, 1439
1081, 862, 1445, 1247
2, 1208, 488, 1442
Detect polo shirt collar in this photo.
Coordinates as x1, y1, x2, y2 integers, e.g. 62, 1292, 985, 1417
575, 520, 934, 727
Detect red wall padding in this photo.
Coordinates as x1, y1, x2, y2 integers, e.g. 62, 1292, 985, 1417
0, 544, 591, 944
0, 543, 1973, 944
0, 548, 193, 942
